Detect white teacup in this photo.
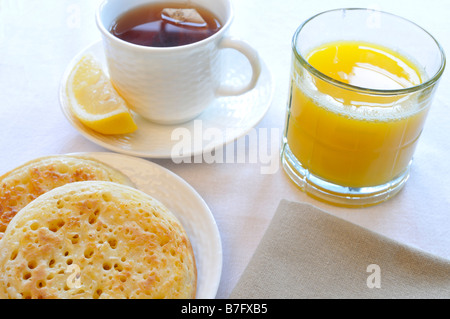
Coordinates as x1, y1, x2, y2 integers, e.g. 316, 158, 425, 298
96, 0, 261, 125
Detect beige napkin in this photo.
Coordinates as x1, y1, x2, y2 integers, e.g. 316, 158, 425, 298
230, 200, 450, 299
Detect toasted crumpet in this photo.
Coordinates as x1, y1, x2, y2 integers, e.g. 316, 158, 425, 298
0, 155, 134, 239
0, 181, 196, 299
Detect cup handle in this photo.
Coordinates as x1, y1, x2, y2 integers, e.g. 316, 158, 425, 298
216, 36, 262, 96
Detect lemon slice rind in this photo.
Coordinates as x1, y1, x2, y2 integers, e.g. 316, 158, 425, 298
67, 54, 137, 135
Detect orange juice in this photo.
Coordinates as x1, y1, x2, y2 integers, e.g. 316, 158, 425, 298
285, 41, 430, 187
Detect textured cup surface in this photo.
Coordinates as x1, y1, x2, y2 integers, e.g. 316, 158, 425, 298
96, 0, 260, 124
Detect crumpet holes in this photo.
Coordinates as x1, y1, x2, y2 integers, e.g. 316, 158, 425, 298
88, 209, 100, 224
102, 192, 112, 202
70, 234, 80, 244
56, 200, 64, 209
93, 288, 103, 299
48, 219, 65, 232
27, 260, 37, 269
108, 237, 118, 249
10, 249, 18, 260
30, 221, 40, 231
57, 164, 69, 174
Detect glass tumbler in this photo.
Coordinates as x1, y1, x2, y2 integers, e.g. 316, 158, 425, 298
281, 8, 445, 207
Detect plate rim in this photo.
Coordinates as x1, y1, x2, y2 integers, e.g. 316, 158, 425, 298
59, 40, 274, 159
71, 151, 223, 299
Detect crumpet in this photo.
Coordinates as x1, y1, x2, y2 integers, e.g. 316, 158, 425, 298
0, 181, 196, 299
0, 155, 134, 239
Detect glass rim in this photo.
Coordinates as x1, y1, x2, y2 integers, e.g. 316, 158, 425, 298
292, 8, 446, 96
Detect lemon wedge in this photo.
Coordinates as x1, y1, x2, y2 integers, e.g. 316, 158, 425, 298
67, 54, 137, 135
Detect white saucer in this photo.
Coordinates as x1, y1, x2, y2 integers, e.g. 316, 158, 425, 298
73, 152, 222, 299
60, 41, 274, 159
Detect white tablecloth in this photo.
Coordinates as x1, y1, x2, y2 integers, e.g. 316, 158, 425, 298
1, 0, 449, 298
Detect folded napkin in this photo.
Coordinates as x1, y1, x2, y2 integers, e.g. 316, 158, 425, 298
230, 200, 450, 299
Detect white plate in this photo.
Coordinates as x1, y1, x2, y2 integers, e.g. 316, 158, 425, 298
75, 152, 222, 299
60, 41, 274, 159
